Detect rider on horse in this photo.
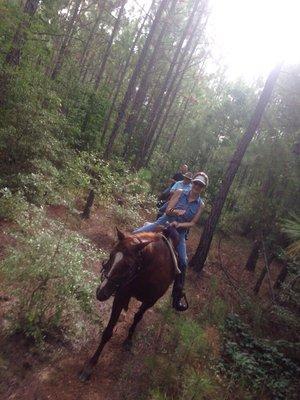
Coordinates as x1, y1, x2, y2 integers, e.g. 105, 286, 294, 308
134, 172, 208, 311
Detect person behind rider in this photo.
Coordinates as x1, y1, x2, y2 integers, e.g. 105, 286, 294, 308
158, 163, 189, 202
170, 171, 193, 194
157, 171, 193, 218
134, 172, 208, 311
170, 163, 189, 185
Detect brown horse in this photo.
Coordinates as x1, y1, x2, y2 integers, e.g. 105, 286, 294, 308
79, 227, 179, 381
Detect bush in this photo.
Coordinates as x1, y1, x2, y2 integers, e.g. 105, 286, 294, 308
220, 314, 299, 400
0, 211, 100, 343
0, 187, 29, 221
113, 204, 144, 227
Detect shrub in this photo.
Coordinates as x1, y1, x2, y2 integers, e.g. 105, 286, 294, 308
220, 314, 299, 400
0, 187, 29, 221
0, 211, 100, 343
113, 204, 144, 227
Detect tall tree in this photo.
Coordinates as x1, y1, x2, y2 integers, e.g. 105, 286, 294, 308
80, 1, 126, 133
79, 1, 106, 75
134, 0, 205, 167
121, 0, 178, 157
99, 7, 150, 143
103, 0, 171, 159
5, 0, 40, 67
93, 0, 126, 91
144, 46, 207, 165
51, 0, 82, 80
190, 63, 283, 272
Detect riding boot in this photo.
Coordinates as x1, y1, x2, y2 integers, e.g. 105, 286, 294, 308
172, 272, 188, 312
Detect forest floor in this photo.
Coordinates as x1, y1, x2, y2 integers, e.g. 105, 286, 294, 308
0, 203, 281, 400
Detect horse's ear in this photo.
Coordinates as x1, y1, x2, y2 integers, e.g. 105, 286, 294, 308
116, 227, 126, 241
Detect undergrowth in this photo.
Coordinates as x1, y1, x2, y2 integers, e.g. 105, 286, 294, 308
0, 207, 103, 343
143, 305, 222, 400
220, 313, 299, 400
130, 276, 300, 400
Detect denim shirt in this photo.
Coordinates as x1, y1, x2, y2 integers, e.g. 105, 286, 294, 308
170, 180, 192, 194
156, 191, 203, 229
175, 191, 203, 222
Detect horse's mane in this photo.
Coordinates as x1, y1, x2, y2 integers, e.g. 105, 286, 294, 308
132, 225, 180, 250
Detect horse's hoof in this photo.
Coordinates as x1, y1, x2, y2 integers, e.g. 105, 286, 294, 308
78, 368, 92, 382
122, 339, 132, 351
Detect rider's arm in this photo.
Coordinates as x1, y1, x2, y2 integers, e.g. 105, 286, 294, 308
169, 181, 179, 193
171, 204, 205, 228
165, 190, 182, 215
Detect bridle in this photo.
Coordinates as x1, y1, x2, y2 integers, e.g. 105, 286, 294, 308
99, 233, 180, 294
99, 248, 145, 293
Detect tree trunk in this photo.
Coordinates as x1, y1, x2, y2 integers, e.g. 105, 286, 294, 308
99, 8, 149, 144
121, 0, 177, 156
190, 63, 283, 272
253, 255, 274, 294
274, 264, 288, 290
5, 0, 40, 66
80, 1, 126, 133
79, 2, 106, 73
135, 0, 205, 167
245, 240, 261, 271
81, 189, 95, 219
93, 1, 126, 91
122, 70, 164, 158
164, 95, 190, 152
51, 0, 82, 80
103, 0, 171, 159
0, 0, 40, 107
144, 44, 206, 165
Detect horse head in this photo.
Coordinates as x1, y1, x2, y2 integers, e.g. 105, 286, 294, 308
96, 228, 152, 301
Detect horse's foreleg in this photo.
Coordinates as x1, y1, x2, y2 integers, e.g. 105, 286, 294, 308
123, 302, 152, 351
79, 295, 124, 381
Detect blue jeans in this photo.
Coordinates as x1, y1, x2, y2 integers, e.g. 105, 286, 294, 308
133, 219, 188, 272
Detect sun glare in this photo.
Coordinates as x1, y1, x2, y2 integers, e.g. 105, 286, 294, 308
209, 0, 300, 80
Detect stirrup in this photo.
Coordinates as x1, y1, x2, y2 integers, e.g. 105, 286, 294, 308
172, 293, 189, 312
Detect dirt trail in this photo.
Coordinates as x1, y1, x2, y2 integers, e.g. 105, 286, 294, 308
0, 206, 278, 400
1, 206, 174, 400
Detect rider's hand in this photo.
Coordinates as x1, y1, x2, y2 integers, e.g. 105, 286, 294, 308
173, 209, 185, 216
170, 221, 179, 228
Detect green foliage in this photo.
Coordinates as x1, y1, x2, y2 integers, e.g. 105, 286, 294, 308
0, 68, 68, 174
113, 204, 143, 227
147, 369, 216, 400
198, 278, 228, 327
148, 388, 170, 400
220, 314, 300, 400
0, 188, 28, 221
182, 370, 215, 400
0, 210, 100, 343
176, 318, 209, 359
145, 310, 218, 400
282, 214, 300, 258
